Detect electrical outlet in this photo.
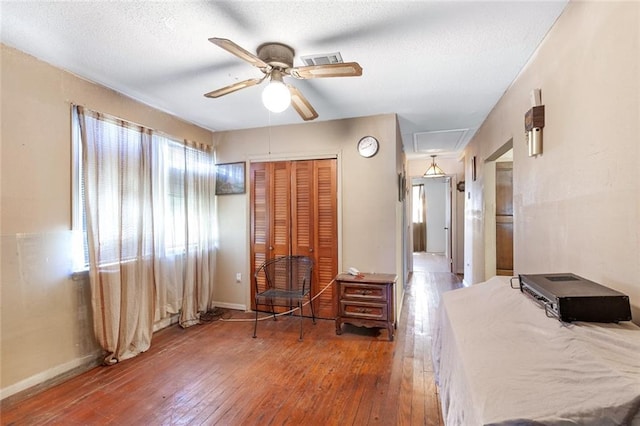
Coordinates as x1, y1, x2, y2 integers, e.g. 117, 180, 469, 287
235, 273, 242, 283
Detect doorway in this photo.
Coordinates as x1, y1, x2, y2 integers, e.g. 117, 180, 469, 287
411, 176, 453, 273
495, 161, 513, 275
484, 142, 514, 279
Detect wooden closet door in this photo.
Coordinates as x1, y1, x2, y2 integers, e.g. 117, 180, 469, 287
312, 159, 337, 318
291, 159, 337, 318
291, 161, 314, 257
250, 162, 270, 287
496, 161, 513, 275
271, 161, 292, 258
250, 159, 337, 318
250, 161, 291, 308
291, 161, 315, 317
250, 161, 291, 259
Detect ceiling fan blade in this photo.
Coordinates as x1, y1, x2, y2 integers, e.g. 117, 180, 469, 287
204, 77, 264, 98
289, 85, 318, 121
208, 37, 269, 69
290, 62, 363, 79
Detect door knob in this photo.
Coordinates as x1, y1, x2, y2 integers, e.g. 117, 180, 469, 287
309, 248, 314, 252
269, 246, 273, 250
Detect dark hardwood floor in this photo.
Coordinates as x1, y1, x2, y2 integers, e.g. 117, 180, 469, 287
1, 266, 462, 425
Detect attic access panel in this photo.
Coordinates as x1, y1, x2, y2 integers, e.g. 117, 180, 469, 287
414, 129, 470, 154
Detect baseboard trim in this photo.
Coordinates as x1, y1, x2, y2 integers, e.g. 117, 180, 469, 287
153, 314, 180, 332
3, 314, 183, 402
214, 301, 247, 312
2, 307, 244, 402
0, 350, 103, 402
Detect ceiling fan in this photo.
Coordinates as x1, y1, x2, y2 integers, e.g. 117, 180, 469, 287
204, 37, 363, 121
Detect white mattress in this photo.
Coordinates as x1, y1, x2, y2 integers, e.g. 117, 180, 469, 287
432, 276, 640, 426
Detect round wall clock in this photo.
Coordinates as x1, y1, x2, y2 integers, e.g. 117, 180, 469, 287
357, 136, 379, 158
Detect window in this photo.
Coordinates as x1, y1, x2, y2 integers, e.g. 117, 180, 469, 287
71, 107, 88, 271
71, 106, 215, 271
412, 184, 425, 223
160, 137, 213, 256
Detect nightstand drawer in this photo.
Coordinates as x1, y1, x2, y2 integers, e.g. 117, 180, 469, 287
340, 301, 387, 321
340, 283, 387, 302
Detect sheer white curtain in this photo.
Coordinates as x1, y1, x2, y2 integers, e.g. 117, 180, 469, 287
153, 137, 216, 328
76, 106, 217, 364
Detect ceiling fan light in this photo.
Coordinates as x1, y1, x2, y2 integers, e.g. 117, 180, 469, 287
262, 79, 291, 113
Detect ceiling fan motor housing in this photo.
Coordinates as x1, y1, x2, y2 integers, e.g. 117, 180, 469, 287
257, 42, 295, 69
205, 37, 360, 122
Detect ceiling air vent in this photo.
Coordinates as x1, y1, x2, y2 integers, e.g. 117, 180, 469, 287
300, 52, 343, 66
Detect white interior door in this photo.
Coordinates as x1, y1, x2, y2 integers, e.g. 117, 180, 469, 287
444, 176, 452, 271
425, 177, 447, 253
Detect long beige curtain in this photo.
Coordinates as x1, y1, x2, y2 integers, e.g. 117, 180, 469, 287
76, 106, 216, 364
413, 184, 427, 252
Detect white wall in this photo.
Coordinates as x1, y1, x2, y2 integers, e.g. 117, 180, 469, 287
212, 114, 406, 312
463, 1, 640, 321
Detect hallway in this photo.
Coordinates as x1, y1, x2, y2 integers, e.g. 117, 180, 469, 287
413, 252, 451, 273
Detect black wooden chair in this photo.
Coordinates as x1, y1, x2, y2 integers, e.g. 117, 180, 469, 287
253, 255, 315, 341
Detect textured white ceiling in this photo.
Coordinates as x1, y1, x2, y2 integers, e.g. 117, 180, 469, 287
0, 1, 567, 158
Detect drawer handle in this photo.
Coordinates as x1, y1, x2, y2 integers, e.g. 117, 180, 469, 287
357, 290, 374, 295
355, 307, 374, 314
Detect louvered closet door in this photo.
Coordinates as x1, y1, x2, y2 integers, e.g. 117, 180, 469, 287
271, 162, 292, 258
250, 159, 337, 318
291, 161, 314, 317
311, 159, 337, 319
250, 161, 290, 305
250, 162, 270, 300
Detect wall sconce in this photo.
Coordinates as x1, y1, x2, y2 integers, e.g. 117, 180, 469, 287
525, 90, 545, 157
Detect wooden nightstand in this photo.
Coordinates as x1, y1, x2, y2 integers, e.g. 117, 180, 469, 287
334, 272, 396, 341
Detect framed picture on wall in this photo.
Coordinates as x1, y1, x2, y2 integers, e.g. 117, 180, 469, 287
398, 172, 407, 202
215, 162, 246, 195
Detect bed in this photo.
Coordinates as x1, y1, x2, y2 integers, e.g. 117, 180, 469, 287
432, 276, 640, 425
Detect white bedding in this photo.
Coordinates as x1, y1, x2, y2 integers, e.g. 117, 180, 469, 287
432, 276, 640, 426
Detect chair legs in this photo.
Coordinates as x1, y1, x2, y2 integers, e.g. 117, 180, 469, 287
297, 298, 316, 341
310, 297, 316, 325
298, 301, 307, 341
253, 306, 258, 338
253, 300, 278, 338
255, 298, 315, 341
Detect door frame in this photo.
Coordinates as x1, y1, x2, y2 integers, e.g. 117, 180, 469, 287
483, 140, 513, 280
410, 174, 457, 273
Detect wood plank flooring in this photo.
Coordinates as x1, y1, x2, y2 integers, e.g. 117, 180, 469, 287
1, 268, 462, 425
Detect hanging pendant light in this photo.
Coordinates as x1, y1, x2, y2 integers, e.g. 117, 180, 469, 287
424, 155, 445, 177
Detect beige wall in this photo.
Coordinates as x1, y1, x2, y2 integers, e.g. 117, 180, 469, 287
463, 1, 640, 321
0, 45, 213, 398
212, 114, 406, 314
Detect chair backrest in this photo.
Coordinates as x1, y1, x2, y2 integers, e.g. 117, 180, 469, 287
255, 255, 313, 296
